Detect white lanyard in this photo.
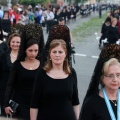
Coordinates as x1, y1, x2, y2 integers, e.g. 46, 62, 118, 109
102, 88, 120, 120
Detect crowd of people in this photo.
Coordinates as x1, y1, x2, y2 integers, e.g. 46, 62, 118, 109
99, 6, 120, 48
0, 3, 113, 34
0, 2, 120, 120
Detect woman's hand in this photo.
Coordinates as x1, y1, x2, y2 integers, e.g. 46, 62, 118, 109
5, 106, 13, 115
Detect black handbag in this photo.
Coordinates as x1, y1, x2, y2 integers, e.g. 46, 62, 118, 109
9, 100, 19, 114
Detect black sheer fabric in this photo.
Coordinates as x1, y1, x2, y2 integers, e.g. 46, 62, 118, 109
80, 44, 120, 119
17, 23, 44, 64
43, 25, 72, 67
4, 61, 18, 107
10, 23, 24, 35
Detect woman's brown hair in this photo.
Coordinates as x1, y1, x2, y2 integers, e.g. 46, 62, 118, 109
44, 39, 71, 74
7, 33, 21, 48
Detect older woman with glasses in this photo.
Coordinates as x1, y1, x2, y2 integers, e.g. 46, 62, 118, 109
80, 44, 120, 120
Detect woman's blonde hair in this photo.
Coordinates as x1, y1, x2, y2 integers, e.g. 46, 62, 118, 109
44, 39, 71, 74
100, 58, 120, 85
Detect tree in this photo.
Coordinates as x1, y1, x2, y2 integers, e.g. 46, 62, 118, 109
19, 0, 50, 5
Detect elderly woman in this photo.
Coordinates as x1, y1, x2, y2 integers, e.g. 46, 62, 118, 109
80, 44, 120, 120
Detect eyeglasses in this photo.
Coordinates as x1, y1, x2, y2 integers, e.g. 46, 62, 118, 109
104, 73, 120, 80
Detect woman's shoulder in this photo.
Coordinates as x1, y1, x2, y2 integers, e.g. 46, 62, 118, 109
85, 93, 103, 105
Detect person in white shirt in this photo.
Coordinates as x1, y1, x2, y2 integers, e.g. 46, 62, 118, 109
0, 5, 3, 19
45, 8, 54, 33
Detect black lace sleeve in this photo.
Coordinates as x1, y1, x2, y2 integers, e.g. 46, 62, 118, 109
4, 61, 18, 107
71, 68, 80, 105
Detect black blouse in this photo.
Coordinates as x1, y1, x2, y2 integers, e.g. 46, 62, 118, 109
31, 68, 79, 120
81, 93, 117, 120
4, 61, 40, 107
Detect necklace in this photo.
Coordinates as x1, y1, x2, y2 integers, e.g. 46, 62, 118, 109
11, 52, 17, 58
29, 67, 33, 70
111, 100, 117, 106
51, 70, 65, 79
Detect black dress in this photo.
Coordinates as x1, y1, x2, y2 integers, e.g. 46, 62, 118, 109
4, 61, 40, 119
81, 93, 117, 120
107, 25, 118, 44
0, 50, 13, 115
1, 19, 11, 33
0, 42, 8, 56
101, 23, 110, 40
31, 68, 79, 120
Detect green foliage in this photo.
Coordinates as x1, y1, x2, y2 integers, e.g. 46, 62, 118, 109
19, 0, 48, 5
72, 12, 108, 42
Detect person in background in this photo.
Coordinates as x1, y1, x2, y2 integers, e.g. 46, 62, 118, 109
45, 8, 54, 33
0, 19, 8, 56
107, 18, 118, 44
99, 5, 102, 18
0, 33, 21, 116
0, 5, 3, 19
1, 11, 11, 33
30, 39, 80, 120
99, 17, 111, 48
58, 17, 65, 25
80, 44, 120, 120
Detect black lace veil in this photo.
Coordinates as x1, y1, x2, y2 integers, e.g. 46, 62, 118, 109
43, 25, 72, 67
17, 23, 44, 64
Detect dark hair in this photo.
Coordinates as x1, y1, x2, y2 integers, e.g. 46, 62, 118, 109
105, 17, 111, 23
58, 17, 64, 22
17, 38, 39, 61
3, 11, 9, 19
25, 38, 39, 50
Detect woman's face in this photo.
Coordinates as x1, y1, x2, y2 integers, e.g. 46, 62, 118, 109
4, 12, 9, 19
102, 64, 120, 91
10, 36, 21, 50
25, 44, 39, 60
105, 21, 110, 26
50, 45, 66, 66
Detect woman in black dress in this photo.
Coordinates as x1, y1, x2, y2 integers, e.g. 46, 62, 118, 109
107, 18, 119, 44
1, 11, 11, 33
0, 33, 21, 116
99, 17, 111, 48
4, 23, 44, 120
80, 44, 120, 120
30, 39, 80, 120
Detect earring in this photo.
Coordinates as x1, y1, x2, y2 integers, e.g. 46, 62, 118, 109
50, 58, 51, 60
